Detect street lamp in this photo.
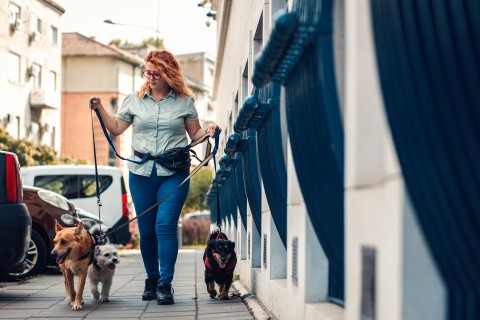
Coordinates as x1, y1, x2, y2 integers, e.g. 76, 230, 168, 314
103, 19, 161, 48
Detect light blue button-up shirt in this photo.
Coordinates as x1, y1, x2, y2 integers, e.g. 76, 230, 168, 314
115, 90, 198, 177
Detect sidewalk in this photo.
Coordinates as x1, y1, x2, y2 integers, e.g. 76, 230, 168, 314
0, 249, 255, 319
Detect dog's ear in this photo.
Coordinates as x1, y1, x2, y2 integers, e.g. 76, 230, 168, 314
231, 241, 235, 248
75, 220, 84, 236
94, 246, 101, 256
55, 220, 64, 232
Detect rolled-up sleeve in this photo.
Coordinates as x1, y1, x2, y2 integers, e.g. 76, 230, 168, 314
185, 97, 199, 121
116, 94, 134, 123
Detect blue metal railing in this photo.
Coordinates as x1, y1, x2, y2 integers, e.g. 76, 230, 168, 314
252, 1, 345, 303
372, 1, 480, 318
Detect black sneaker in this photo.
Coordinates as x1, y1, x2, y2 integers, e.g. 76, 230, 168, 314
157, 282, 174, 305
142, 276, 159, 301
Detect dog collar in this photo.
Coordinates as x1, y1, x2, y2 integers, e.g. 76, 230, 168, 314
76, 232, 96, 266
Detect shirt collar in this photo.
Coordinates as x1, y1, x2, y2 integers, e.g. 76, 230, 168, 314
143, 89, 176, 100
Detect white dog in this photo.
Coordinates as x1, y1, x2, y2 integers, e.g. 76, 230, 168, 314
88, 244, 119, 302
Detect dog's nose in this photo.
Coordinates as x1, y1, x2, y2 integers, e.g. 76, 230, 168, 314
112, 258, 118, 263
51, 251, 57, 259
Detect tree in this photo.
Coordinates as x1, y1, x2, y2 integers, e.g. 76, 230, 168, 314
109, 37, 164, 50
0, 128, 87, 166
182, 166, 213, 214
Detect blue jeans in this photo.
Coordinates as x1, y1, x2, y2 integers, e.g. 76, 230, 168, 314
129, 165, 190, 286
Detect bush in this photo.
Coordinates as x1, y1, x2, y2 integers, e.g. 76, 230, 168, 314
182, 216, 211, 246
0, 128, 87, 166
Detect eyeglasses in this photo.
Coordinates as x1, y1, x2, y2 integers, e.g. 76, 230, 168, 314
143, 70, 161, 80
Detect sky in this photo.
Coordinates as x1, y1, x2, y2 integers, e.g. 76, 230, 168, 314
54, 0, 217, 56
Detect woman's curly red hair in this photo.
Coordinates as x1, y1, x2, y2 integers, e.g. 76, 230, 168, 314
138, 50, 192, 98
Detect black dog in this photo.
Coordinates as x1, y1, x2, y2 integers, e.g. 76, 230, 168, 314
203, 230, 237, 299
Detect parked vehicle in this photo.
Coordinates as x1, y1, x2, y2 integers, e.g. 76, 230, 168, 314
8, 186, 107, 280
21, 164, 132, 244
181, 211, 211, 246
76, 206, 105, 230
0, 151, 32, 275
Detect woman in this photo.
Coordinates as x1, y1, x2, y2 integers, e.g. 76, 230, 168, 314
90, 50, 219, 305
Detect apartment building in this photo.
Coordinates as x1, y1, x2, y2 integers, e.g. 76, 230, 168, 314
176, 52, 216, 163
209, 0, 478, 319
61, 32, 144, 171
0, 0, 64, 151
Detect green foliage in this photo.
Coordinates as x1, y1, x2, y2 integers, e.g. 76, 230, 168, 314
109, 37, 164, 49
142, 37, 164, 49
183, 166, 213, 214
0, 128, 87, 166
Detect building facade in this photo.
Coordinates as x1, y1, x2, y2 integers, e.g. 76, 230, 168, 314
0, 0, 64, 151
177, 52, 216, 163
209, 0, 479, 319
61, 32, 144, 171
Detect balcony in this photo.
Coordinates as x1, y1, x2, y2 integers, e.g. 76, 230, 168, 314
29, 89, 59, 109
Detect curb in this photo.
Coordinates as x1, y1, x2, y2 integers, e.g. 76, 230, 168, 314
232, 280, 275, 320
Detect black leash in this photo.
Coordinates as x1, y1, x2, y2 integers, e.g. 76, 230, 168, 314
212, 152, 221, 231
90, 100, 204, 166
90, 109, 104, 242
96, 130, 219, 242
89, 99, 220, 242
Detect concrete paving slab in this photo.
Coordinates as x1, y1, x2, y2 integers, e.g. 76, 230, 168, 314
0, 249, 260, 319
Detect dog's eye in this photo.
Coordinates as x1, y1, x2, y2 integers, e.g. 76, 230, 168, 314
61, 239, 67, 245
104, 253, 110, 257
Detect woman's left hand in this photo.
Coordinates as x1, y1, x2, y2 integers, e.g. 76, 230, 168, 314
206, 123, 221, 137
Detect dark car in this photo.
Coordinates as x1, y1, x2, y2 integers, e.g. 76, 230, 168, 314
0, 151, 32, 275
7, 186, 106, 280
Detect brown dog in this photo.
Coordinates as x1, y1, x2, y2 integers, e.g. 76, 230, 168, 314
51, 221, 95, 310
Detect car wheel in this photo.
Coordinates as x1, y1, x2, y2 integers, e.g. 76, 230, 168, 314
8, 229, 47, 280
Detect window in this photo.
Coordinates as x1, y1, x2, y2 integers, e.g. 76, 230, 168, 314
51, 26, 58, 46
33, 175, 113, 199
34, 17, 42, 33
46, 70, 57, 92
79, 175, 113, 198
8, 52, 21, 83
8, 2, 21, 27
29, 63, 41, 88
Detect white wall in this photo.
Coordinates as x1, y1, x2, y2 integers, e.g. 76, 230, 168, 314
214, 0, 447, 319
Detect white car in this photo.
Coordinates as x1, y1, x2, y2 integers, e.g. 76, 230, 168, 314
21, 164, 132, 244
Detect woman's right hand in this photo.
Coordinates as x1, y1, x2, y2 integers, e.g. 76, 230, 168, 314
89, 97, 102, 110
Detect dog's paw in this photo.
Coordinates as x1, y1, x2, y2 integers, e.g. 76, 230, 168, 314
102, 297, 110, 302
91, 290, 100, 301
208, 289, 217, 298
71, 303, 82, 310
